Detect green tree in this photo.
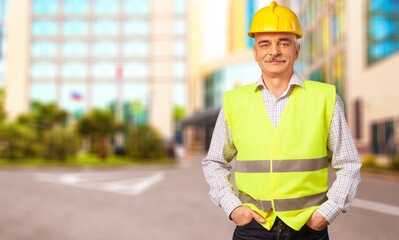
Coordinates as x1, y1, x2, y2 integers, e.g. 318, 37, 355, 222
30, 101, 69, 134
173, 105, 186, 123
76, 109, 122, 160
41, 127, 81, 162
0, 122, 40, 160
0, 89, 7, 122
124, 124, 166, 160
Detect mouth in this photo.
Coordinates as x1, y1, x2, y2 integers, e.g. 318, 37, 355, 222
265, 58, 287, 63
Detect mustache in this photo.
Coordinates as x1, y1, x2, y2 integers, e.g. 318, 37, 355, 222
264, 57, 287, 63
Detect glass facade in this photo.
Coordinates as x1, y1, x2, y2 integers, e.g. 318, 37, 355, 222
28, 0, 189, 124
205, 61, 259, 109
292, 0, 346, 99
367, 0, 399, 64
172, 0, 187, 111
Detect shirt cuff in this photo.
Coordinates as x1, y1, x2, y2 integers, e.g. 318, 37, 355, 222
316, 200, 342, 224
220, 194, 242, 220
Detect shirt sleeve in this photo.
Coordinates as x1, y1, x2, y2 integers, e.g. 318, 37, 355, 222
202, 108, 242, 218
316, 95, 362, 223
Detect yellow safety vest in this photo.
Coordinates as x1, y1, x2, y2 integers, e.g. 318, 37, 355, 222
224, 80, 336, 231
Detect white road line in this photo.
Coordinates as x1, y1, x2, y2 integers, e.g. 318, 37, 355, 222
34, 171, 164, 196
352, 198, 399, 216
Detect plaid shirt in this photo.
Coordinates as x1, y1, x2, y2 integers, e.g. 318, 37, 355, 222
202, 73, 361, 224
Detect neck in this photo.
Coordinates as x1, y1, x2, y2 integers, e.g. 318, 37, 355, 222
262, 72, 293, 98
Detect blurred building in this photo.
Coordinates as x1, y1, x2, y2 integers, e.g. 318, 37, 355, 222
0, 0, 6, 86
4, 0, 194, 140
183, 0, 284, 151
289, 0, 399, 158
184, 0, 399, 158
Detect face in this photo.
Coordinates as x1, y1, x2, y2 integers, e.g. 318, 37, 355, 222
253, 32, 300, 79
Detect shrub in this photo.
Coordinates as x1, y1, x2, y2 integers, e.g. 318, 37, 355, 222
392, 155, 399, 170
124, 124, 166, 160
361, 153, 375, 167
0, 122, 40, 160
41, 127, 80, 162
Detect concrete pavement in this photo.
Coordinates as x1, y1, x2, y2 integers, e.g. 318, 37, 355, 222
0, 154, 398, 239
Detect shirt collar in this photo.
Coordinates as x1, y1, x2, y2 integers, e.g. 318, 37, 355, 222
255, 72, 304, 92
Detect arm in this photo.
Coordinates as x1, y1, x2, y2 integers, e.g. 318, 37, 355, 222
309, 95, 362, 229
202, 108, 242, 217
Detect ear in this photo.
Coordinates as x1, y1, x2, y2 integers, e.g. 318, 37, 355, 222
295, 43, 300, 59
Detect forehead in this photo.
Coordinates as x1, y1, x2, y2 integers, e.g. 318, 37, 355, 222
254, 32, 296, 42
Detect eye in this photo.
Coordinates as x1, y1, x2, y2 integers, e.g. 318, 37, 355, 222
259, 42, 270, 48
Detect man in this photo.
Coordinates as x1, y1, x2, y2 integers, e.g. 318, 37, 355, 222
202, 1, 361, 239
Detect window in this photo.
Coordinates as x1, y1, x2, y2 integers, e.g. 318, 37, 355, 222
32, 0, 58, 15
93, 41, 118, 57
30, 83, 56, 103
173, 62, 186, 78
367, 0, 399, 64
92, 83, 117, 108
354, 99, 363, 140
125, 0, 149, 14
32, 20, 57, 36
121, 83, 149, 124
92, 62, 115, 79
93, 20, 118, 36
31, 41, 57, 57
94, 0, 119, 14
62, 62, 87, 79
62, 41, 88, 57
63, 20, 88, 36
173, 40, 186, 56
174, 19, 186, 36
124, 62, 149, 78
123, 41, 149, 57
124, 20, 148, 36
122, 83, 148, 104
31, 62, 57, 79
372, 120, 396, 155
173, 82, 186, 107
330, 52, 345, 98
174, 0, 186, 14
0, 0, 6, 19
64, 0, 88, 15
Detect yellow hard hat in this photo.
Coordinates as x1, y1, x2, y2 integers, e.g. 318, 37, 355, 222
248, 1, 302, 39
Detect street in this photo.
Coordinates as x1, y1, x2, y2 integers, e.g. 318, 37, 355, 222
0, 154, 398, 240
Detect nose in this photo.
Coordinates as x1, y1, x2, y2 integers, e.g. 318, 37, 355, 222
269, 44, 281, 56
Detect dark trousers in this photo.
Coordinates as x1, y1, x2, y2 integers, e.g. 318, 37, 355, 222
233, 218, 329, 240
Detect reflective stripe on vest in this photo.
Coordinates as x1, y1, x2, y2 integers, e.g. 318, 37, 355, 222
235, 156, 328, 173
238, 191, 328, 212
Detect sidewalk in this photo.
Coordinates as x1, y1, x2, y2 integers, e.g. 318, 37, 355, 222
360, 167, 399, 181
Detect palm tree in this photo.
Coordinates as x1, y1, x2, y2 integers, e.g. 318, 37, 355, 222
29, 101, 69, 136
76, 108, 122, 160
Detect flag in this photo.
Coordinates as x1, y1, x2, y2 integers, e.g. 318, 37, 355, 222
70, 91, 82, 101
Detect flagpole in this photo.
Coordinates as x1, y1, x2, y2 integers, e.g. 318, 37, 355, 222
115, 64, 124, 154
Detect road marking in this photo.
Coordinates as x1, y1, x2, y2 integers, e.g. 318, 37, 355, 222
35, 171, 164, 196
352, 198, 399, 216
